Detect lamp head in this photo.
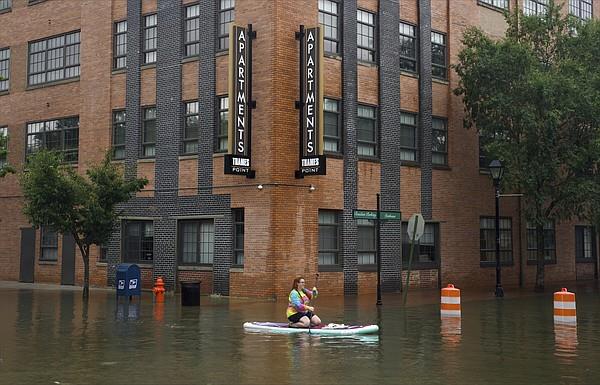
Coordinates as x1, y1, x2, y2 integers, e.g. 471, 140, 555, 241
488, 159, 504, 182
257, 184, 263, 190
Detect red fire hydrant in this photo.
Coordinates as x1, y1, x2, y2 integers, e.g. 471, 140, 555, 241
152, 277, 165, 303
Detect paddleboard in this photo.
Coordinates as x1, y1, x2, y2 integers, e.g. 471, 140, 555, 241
243, 322, 379, 335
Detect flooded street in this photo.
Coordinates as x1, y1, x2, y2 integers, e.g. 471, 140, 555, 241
1, 282, 599, 385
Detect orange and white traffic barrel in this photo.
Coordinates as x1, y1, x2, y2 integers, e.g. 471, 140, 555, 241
441, 284, 461, 318
553, 288, 576, 324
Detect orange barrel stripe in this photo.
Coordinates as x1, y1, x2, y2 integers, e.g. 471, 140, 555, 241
441, 284, 461, 318
553, 288, 576, 324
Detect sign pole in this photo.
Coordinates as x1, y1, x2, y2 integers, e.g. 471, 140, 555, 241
402, 223, 417, 304
376, 193, 382, 306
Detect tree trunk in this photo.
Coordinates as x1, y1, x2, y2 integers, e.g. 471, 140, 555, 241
83, 245, 90, 299
534, 224, 545, 292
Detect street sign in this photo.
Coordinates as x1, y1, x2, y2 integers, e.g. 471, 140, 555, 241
407, 213, 425, 241
353, 210, 378, 220
353, 210, 402, 220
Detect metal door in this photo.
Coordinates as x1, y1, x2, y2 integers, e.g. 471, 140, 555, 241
19, 227, 36, 283
61, 234, 76, 285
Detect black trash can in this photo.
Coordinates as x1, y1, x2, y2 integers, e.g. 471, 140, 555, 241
180, 281, 201, 306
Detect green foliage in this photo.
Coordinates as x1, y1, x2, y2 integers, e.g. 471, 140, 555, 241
454, 1, 600, 289
0, 133, 15, 178
20, 150, 147, 295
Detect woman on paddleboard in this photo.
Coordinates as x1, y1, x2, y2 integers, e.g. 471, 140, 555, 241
287, 276, 321, 328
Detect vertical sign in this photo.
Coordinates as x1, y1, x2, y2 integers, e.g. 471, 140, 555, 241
295, 26, 326, 178
225, 25, 256, 178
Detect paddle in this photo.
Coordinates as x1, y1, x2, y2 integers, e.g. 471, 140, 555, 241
308, 273, 320, 333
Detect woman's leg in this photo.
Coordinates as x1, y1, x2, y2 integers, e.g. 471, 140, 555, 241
291, 315, 311, 328
310, 314, 321, 326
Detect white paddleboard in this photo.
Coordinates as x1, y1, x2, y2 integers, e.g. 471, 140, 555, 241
243, 322, 379, 335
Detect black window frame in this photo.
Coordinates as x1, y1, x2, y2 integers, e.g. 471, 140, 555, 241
183, 101, 199, 154
26, 116, 80, 163
123, 220, 154, 263
318, 0, 341, 55
399, 21, 418, 73
141, 106, 156, 158
0, 47, 9, 91
28, 30, 81, 86
357, 218, 376, 267
323, 98, 341, 154
99, 244, 108, 263
178, 219, 215, 266
143, 13, 157, 64
184, 3, 200, 57
218, 0, 235, 51
431, 30, 447, 80
575, 225, 597, 262
400, 111, 418, 163
40, 226, 58, 261
357, 9, 377, 63
318, 210, 341, 267
478, 0, 509, 10
357, 104, 378, 158
216, 95, 229, 153
402, 222, 440, 269
480, 216, 514, 266
524, 0, 549, 16
113, 20, 127, 69
432, 117, 448, 166
526, 221, 556, 264
112, 110, 126, 160
569, 0, 593, 22
233, 208, 244, 266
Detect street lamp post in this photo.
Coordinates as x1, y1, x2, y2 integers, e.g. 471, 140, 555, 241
489, 159, 504, 298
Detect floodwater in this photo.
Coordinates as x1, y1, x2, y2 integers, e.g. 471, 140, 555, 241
1, 282, 599, 385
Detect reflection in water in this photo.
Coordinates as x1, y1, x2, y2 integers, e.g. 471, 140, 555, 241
440, 317, 462, 346
115, 302, 140, 321
554, 324, 578, 364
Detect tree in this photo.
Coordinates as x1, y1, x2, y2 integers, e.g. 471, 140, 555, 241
20, 150, 147, 298
0, 133, 15, 177
454, 1, 600, 291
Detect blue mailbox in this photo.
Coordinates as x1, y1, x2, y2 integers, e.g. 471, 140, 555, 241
116, 263, 141, 298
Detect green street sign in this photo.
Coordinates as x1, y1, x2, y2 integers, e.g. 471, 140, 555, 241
353, 210, 378, 220
353, 210, 402, 220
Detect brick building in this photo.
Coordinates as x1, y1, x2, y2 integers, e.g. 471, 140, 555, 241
0, 0, 598, 299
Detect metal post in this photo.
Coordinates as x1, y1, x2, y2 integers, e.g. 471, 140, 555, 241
495, 183, 504, 297
376, 193, 382, 306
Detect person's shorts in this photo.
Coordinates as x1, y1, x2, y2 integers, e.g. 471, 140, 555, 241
288, 311, 314, 323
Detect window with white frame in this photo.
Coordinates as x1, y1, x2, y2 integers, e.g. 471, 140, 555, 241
399, 22, 417, 73
112, 110, 126, 160
0, 47, 9, 91
524, 0, 548, 16
183, 101, 199, 154
432, 117, 448, 165
179, 220, 215, 265
319, 210, 340, 265
400, 112, 417, 162
357, 105, 377, 157
575, 226, 596, 261
357, 219, 376, 265
0, 0, 11, 11
114, 21, 127, 69
143, 14, 157, 64
142, 107, 156, 157
357, 9, 376, 63
217, 96, 229, 152
570, 0, 593, 22
323, 98, 341, 153
480, 217, 513, 264
28, 31, 80, 85
431, 31, 447, 80
184, 4, 200, 57
319, 0, 340, 54
123, 220, 154, 263
218, 0, 235, 51
26, 117, 79, 162
479, 0, 509, 9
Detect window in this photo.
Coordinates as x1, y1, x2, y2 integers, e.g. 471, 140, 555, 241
184, 4, 200, 57
0, 126, 7, 168
524, 0, 548, 16
575, 226, 596, 261
323, 98, 341, 153
570, 0, 593, 22
399, 22, 417, 73
183, 101, 199, 154
318, 0, 340, 54
28, 31, 80, 86
400, 112, 417, 162
40, 227, 58, 261
0, 0, 11, 11
357, 105, 377, 157
113, 21, 127, 69
431, 31, 447, 80
357, 218, 376, 265
112, 110, 126, 160
432, 117, 448, 165
218, 0, 235, 51
26, 116, 79, 162
357, 9, 376, 63
479, 133, 492, 169
142, 107, 156, 157
319, 210, 340, 265
402, 222, 439, 266
480, 217, 513, 264
0, 47, 9, 91
99, 244, 108, 262
143, 14, 157, 64
217, 96, 229, 152
123, 221, 154, 263
178, 220, 215, 265
527, 221, 556, 263
233, 209, 244, 265
479, 0, 509, 9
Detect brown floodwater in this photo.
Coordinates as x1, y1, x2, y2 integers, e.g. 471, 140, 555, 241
1, 281, 599, 385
